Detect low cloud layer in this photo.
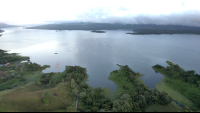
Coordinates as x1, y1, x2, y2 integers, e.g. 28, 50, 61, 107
1, 0, 200, 27
53, 7, 200, 27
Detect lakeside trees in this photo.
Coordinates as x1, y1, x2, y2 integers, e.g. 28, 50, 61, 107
23, 62, 50, 72
0, 49, 29, 64
152, 61, 200, 109
109, 64, 172, 112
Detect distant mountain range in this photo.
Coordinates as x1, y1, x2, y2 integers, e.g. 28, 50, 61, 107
25, 23, 200, 31
0, 23, 20, 28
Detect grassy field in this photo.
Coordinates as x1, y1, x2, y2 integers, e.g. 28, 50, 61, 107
156, 78, 195, 107
145, 103, 182, 112
152, 61, 199, 110
0, 84, 72, 112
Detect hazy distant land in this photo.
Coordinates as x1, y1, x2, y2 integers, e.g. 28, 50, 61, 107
0, 23, 20, 28
126, 29, 200, 35
25, 23, 200, 35
91, 30, 105, 33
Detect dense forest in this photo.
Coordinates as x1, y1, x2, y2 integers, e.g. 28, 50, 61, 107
152, 61, 200, 110
0, 49, 29, 64
23, 62, 50, 72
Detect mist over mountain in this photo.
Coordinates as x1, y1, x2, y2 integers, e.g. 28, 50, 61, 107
0, 23, 20, 28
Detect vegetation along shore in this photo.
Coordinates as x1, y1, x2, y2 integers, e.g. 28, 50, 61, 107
0, 49, 199, 112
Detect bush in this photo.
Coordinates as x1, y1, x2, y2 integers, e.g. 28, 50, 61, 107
49, 79, 56, 86
26, 81, 36, 87
43, 98, 49, 104
42, 90, 52, 100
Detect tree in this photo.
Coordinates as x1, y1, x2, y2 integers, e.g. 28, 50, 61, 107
66, 106, 76, 112
37, 81, 42, 85
42, 90, 52, 103
86, 97, 92, 105
72, 89, 78, 95
42, 90, 52, 100
98, 108, 106, 112
91, 106, 99, 112
79, 92, 87, 99
71, 79, 75, 89
49, 79, 56, 86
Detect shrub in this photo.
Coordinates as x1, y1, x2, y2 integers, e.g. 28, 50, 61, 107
26, 81, 36, 87
37, 81, 41, 85
49, 79, 56, 86
43, 98, 49, 104
42, 90, 52, 100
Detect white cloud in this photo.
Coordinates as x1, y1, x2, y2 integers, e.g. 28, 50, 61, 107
0, 0, 200, 26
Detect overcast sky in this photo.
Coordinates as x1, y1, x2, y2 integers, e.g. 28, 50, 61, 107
0, 0, 200, 26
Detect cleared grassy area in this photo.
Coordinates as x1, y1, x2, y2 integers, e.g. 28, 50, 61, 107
0, 84, 72, 112
155, 78, 195, 108
153, 63, 199, 110
18, 71, 43, 85
145, 103, 182, 112
0, 78, 19, 91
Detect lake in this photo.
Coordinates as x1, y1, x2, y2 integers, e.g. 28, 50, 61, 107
0, 27, 200, 91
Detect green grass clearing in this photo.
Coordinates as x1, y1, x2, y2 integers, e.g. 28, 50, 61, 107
0, 84, 72, 112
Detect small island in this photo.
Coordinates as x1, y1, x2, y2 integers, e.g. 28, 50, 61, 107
91, 30, 106, 33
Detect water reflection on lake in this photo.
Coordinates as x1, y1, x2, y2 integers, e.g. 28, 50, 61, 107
1, 27, 200, 91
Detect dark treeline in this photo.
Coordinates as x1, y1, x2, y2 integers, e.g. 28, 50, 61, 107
63, 65, 113, 112
37, 72, 56, 86
0, 49, 29, 64
23, 62, 49, 72
152, 61, 200, 109
25, 23, 200, 31
126, 29, 200, 35
91, 30, 105, 33
153, 61, 200, 89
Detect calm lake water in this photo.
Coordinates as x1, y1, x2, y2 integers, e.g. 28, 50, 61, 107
1, 27, 200, 91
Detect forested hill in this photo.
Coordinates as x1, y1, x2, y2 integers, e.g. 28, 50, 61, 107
25, 23, 200, 31
0, 23, 19, 28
